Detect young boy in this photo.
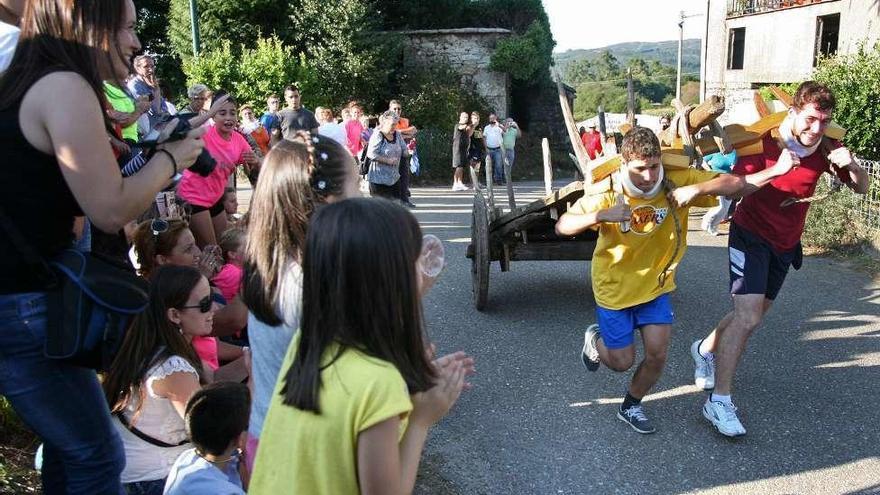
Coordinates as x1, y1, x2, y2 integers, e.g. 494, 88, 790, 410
555, 127, 794, 434
164, 382, 250, 494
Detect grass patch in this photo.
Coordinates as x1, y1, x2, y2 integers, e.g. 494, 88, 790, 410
0, 397, 40, 494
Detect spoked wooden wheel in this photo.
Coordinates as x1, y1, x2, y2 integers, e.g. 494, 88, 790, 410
471, 192, 490, 311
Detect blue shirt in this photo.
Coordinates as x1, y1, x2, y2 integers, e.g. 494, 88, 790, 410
163, 448, 244, 495
259, 112, 280, 133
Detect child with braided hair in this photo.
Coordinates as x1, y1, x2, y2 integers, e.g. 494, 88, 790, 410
556, 127, 795, 434
240, 131, 361, 470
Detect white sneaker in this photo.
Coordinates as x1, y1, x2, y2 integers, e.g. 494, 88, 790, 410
452, 183, 468, 192
702, 398, 746, 437
691, 340, 715, 390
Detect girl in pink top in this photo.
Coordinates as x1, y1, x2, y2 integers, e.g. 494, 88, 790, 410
344, 103, 365, 157
177, 90, 260, 247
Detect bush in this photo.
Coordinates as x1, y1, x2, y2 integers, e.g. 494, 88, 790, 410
490, 20, 554, 84
802, 177, 873, 252
182, 36, 309, 108
814, 42, 880, 160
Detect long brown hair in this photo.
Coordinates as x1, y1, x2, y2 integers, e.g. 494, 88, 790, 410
103, 265, 205, 415
242, 133, 354, 325
281, 198, 435, 413
132, 219, 190, 278
0, 0, 126, 116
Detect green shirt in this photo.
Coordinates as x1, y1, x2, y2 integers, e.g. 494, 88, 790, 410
503, 127, 519, 149
103, 82, 138, 141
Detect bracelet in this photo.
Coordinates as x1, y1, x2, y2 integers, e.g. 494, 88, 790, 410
155, 149, 178, 178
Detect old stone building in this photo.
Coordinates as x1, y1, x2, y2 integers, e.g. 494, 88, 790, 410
398, 28, 575, 168
701, 0, 880, 123
400, 28, 512, 117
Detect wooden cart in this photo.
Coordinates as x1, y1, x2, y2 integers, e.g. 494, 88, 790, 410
465, 145, 597, 311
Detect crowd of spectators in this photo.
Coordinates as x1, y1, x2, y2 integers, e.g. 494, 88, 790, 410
0, 0, 473, 493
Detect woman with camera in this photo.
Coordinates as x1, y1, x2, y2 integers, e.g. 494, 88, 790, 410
0, 0, 205, 492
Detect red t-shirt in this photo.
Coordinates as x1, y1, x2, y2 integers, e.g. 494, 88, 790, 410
582, 130, 603, 159
732, 135, 851, 252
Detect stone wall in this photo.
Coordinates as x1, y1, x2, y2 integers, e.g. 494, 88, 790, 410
399, 28, 512, 117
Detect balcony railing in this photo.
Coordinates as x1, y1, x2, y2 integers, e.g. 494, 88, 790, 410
727, 0, 832, 18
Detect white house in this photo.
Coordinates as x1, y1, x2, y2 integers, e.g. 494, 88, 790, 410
700, 0, 880, 124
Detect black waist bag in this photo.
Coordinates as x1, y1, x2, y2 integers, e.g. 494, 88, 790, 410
45, 249, 149, 371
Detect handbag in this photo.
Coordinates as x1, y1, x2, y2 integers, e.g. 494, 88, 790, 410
358, 142, 371, 176
0, 206, 148, 371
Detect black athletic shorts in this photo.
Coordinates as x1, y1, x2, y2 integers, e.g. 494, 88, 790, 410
728, 222, 802, 300
189, 196, 225, 217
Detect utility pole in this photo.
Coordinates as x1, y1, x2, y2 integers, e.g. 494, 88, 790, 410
677, 10, 704, 101
189, 0, 201, 56
676, 10, 684, 101
626, 68, 635, 125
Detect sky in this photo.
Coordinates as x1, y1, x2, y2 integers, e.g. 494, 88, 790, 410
544, 0, 709, 53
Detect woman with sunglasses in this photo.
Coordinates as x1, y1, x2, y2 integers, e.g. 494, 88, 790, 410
132, 218, 249, 378
103, 265, 215, 494
0, 0, 206, 491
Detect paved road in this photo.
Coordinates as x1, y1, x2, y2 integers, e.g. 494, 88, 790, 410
407, 181, 880, 495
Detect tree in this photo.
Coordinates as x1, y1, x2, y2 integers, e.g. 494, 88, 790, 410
167, 0, 288, 60
813, 42, 880, 159
565, 59, 595, 86
286, 0, 400, 110
593, 50, 621, 81
182, 37, 306, 108
490, 20, 554, 84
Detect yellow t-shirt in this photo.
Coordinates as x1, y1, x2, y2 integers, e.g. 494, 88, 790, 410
249, 333, 412, 495
568, 168, 718, 310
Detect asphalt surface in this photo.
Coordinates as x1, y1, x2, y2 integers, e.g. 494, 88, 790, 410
407, 181, 880, 495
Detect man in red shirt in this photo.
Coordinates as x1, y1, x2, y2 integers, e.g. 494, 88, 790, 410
581, 123, 603, 160
691, 81, 869, 438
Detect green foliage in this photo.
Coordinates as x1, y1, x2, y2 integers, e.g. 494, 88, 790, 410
290, 0, 399, 110
167, 0, 287, 60
756, 82, 800, 105
398, 64, 489, 182
399, 64, 489, 130
554, 39, 702, 78
802, 178, 874, 252
814, 42, 880, 160
490, 20, 554, 83
182, 37, 306, 108
573, 81, 631, 117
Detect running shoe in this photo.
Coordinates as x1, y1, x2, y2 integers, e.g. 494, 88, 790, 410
617, 404, 656, 434
691, 340, 715, 390
581, 324, 601, 372
703, 398, 746, 437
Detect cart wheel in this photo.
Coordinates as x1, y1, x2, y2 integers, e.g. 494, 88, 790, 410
471, 192, 490, 311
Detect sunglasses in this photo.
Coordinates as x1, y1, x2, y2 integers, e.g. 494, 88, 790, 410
179, 295, 213, 313
151, 218, 169, 237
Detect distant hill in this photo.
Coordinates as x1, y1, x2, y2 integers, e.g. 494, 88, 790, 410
554, 39, 701, 78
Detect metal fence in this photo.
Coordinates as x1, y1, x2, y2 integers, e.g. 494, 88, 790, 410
726, 0, 833, 17
852, 158, 880, 234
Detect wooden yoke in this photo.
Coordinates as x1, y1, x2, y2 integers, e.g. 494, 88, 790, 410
692, 86, 846, 157
554, 71, 590, 178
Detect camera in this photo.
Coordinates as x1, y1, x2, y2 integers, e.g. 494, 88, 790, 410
158, 115, 216, 177
141, 113, 216, 177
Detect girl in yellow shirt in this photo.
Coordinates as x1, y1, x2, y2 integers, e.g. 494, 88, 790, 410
250, 198, 473, 494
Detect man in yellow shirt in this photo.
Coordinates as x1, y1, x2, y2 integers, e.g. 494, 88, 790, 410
555, 127, 795, 434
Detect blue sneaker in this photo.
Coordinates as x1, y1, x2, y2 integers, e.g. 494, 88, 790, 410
617, 404, 656, 434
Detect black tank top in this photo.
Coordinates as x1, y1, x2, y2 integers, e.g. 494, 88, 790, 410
0, 96, 82, 293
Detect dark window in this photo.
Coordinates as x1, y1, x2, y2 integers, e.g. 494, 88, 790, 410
814, 13, 840, 66
727, 28, 745, 70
